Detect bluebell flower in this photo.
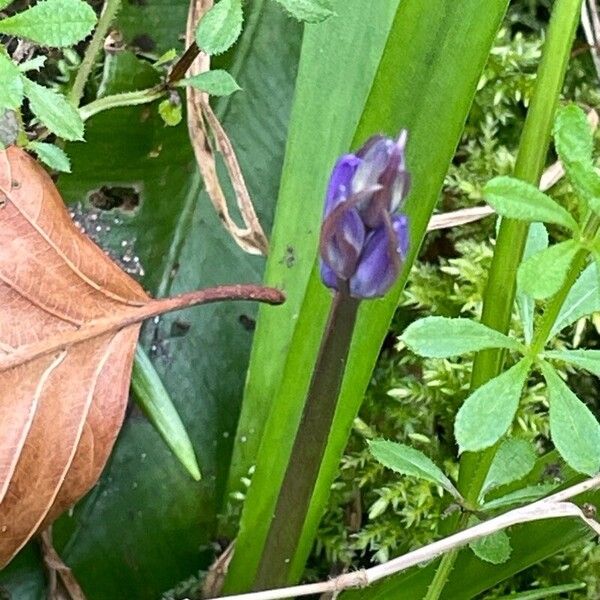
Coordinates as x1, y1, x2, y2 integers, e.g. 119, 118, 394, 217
319, 131, 410, 299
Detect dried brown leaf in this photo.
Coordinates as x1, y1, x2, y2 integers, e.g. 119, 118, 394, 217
0, 147, 283, 567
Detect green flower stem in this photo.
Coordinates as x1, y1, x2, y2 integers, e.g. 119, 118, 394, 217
79, 86, 165, 121
425, 1, 583, 598
253, 286, 360, 590
69, 0, 123, 106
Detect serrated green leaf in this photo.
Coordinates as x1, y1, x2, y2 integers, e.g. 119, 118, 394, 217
0, 53, 24, 111
177, 70, 241, 96
468, 518, 512, 565
368, 440, 460, 499
550, 262, 600, 337
195, 0, 243, 55
272, 0, 335, 22
542, 362, 600, 476
482, 484, 557, 511
481, 438, 536, 496
131, 348, 201, 481
27, 141, 71, 173
554, 104, 594, 167
455, 360, 530, 453
23, 79, 84, 141
517, 240, 579, 300
517, 223, 549, 344
0, 0, 97, 47
564, 160, 600, 216
400, 317, 520, 358
484, 176, 578, 231
158, 99, 182, 126
546, 348, 600, 376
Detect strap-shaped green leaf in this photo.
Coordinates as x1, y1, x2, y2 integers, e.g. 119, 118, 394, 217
455, 360, 530, 453
0, 53, 23, 112
517, 239, 579, 300
272, 0, 335, 22
550, 262, 600, 337
369, 439, 461, 499
195, 0, 243, 55
542, 361, 600, 476
481, 437, 536, 496
177, 70, 241, 96
545, 348, 600, 376
0, 0, 96, 47
400, 316, 521, 358
484, 176, 578, 231
23, 79, 84, 141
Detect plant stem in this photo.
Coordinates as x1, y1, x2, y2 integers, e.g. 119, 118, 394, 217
425, 0, 583, 597
253, 287, 360, 590
69, 0, 123, 106
167, 42, 200, 85
423, 549, 458, 600
79, 87, 165, 121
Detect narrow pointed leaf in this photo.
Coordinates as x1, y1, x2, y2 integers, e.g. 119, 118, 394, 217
545, 348, 600, 375
550, 262, 600, 337
369, 440, 460, 499
517, 240, 579, 300
0, 0, 97, 47
542, 362, 600, 475
484, 176, 578, 231
195, 0, 243, 55
131, 347, 201, 481
401, 316, 520, 358
494, 582, 586, 600
516, 223, 549, 344
455, 360, 530, 454
482, 484, 557, 511
481, 438, 537, 496
27, 141, 71, 173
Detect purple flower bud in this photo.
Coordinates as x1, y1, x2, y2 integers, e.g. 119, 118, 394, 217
319, 130, 411, 299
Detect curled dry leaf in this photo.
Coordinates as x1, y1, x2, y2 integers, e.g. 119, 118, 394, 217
0, 147, 284, 567
185, 0, 269, 256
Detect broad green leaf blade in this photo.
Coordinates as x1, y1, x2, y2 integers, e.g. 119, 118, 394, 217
553, 104, 594, 167
516, 223, 549, 344
0, 0, 96, 47
27, 141, 71, 173
177, 70, 241, 96
482, 484, 557, 511
226, 0, 401, 527
23, 79, 84, 141
272, 0, 335, 22
542, 362, 600, 475
481, 438, 536, 496
545, 348, 600, 375
495, 582, 586, 600
0, 53, 24, 111
131, 347, 201, 481
225, 0, 510, 590
400, 316, 520, 358
195, 0, 243, 55
550, 262, 600, 337
516, 240, 579, 300
468, 519, 512, 565
455, 360, 530, 454
484, 176, 579, 230
369, 440, 460, 499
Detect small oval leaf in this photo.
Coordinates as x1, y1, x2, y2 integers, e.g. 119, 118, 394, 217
195, 0, 243, 55
401, 316, 520, 358
455, 360, 530, 453
27, 142, 71, 173
177, 70, 241, 96
484, 176, 578, 231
